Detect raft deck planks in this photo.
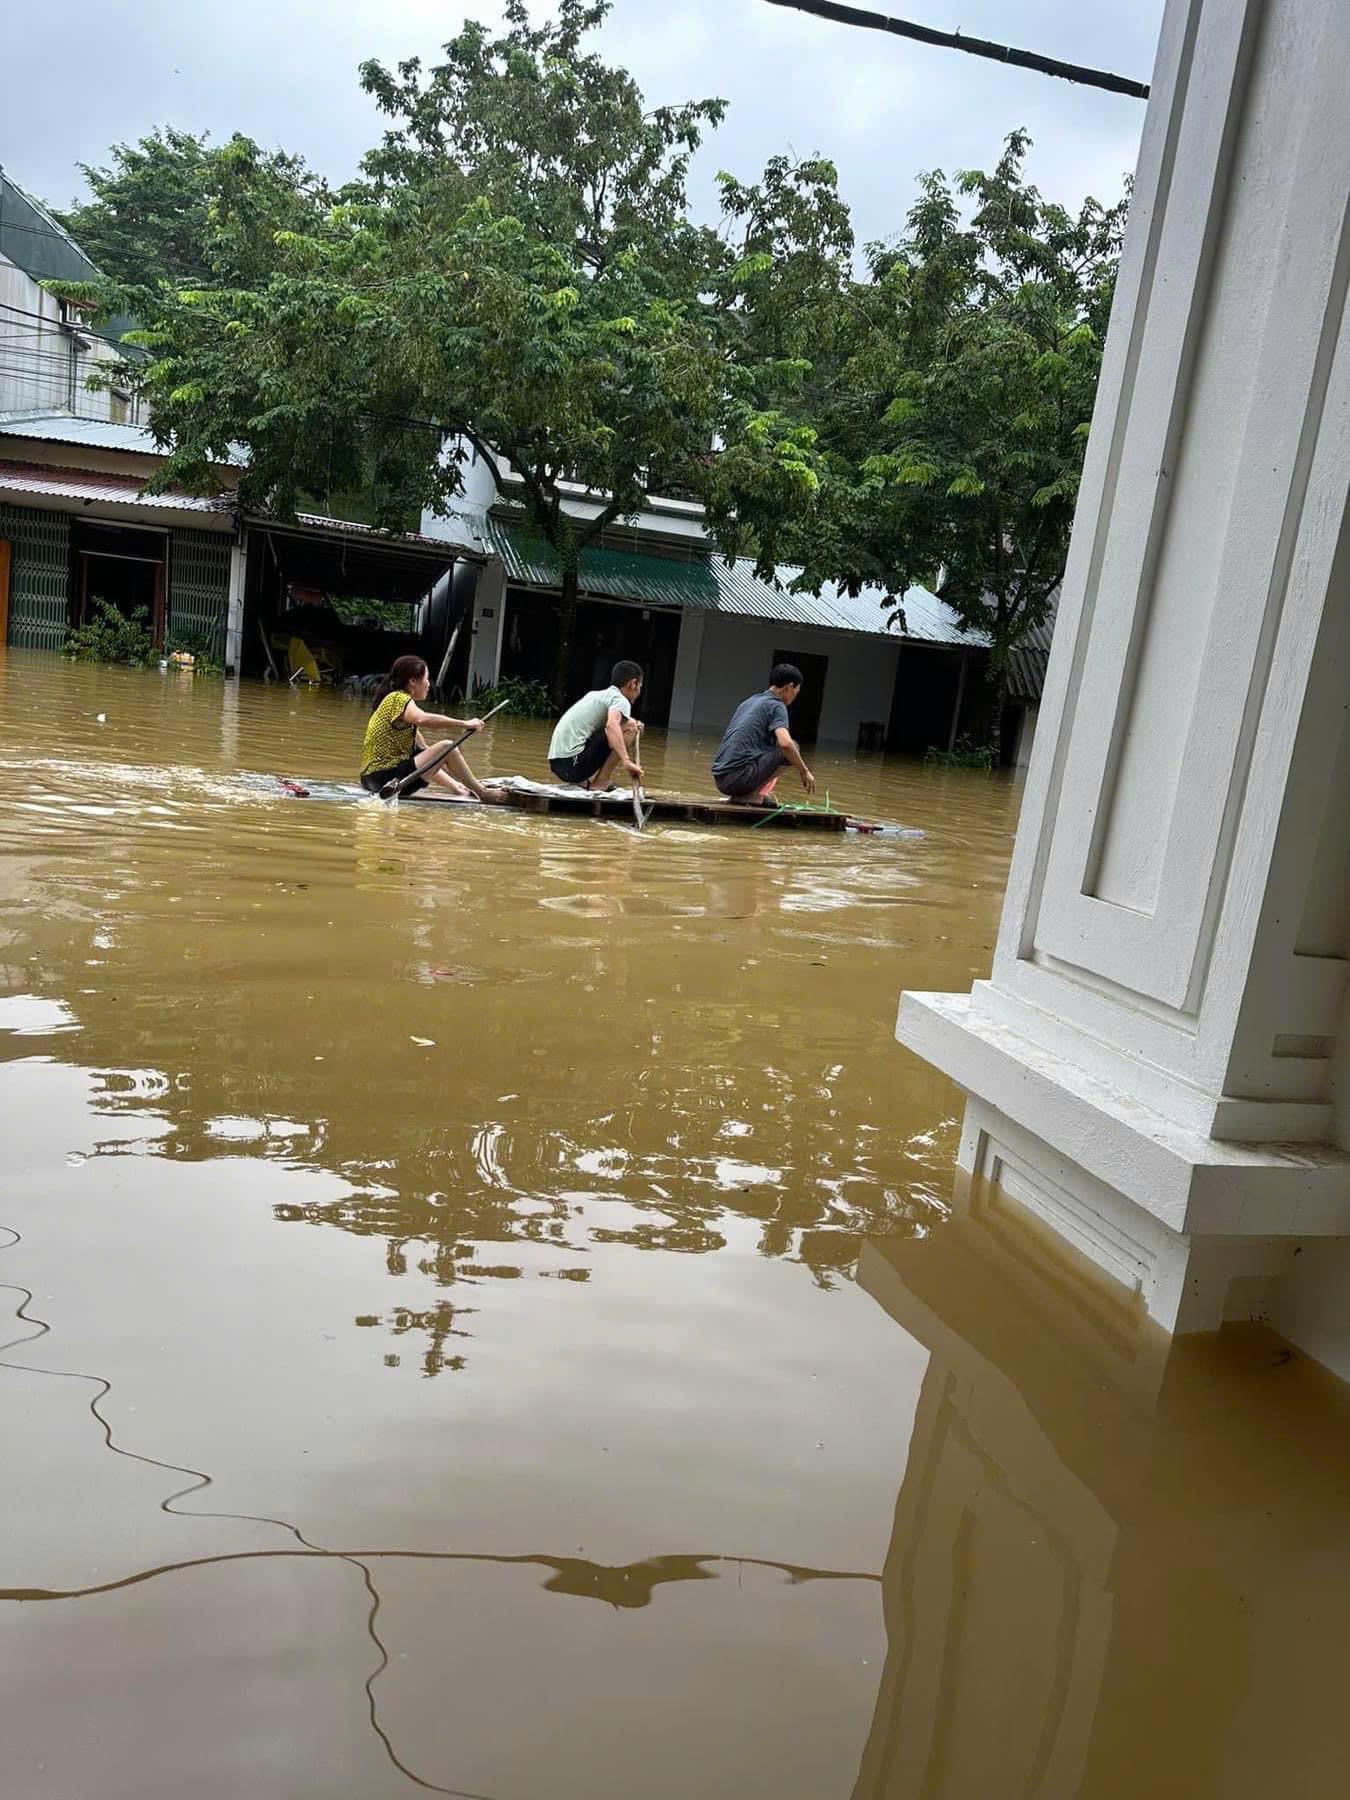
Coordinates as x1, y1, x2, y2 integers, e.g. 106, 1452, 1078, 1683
411, 787, 849, 831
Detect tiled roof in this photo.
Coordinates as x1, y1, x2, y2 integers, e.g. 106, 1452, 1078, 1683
0, 459, 231, 514
434, 508, 980, 649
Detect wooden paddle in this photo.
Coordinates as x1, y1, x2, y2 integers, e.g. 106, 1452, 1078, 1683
381, 700, 509, 802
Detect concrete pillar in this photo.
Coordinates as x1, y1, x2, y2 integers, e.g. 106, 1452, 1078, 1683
467, 561, 506, 693
946, 649, 968, 752
224, 538, 247, 678
897, 0, 1350, 1370
667, 609, 706, 731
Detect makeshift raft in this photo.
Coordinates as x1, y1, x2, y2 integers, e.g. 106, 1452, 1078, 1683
269, 774, 914, 835
408, 776, 851, 833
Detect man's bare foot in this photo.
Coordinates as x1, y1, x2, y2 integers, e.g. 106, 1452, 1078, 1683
476, 788, 509, 805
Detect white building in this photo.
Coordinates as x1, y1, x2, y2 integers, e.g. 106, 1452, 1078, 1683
0, 166, 140, 425
899, 0, 1350, 1379
424, 444, 1007, 753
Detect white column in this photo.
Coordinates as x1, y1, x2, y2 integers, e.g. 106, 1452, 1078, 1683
667, 609, 705, 731
898, 0, 1350, 1368
225, 538, 247, 678
468, 562, 507, 693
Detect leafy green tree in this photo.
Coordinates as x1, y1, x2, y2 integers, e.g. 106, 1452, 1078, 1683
741, 131, 1127, 753
57, 127, 328, 290
61, 1, 844, 701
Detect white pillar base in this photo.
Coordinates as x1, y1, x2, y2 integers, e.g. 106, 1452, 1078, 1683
225, 540, 247, 678
901, 990, 1350, 1357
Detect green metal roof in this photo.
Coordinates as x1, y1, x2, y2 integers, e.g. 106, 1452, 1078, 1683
439, 510, 979, 648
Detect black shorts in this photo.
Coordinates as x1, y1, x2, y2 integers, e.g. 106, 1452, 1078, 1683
713, 747, 786, 798
549, 725, 611, 787
361, 753, 427, 795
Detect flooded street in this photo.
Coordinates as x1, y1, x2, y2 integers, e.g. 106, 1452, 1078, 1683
3, 651, 1349, 1799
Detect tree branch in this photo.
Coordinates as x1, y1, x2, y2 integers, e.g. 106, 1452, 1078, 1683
577, 491, 634, 551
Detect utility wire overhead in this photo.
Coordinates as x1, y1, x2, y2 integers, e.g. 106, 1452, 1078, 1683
761, 0, 1151, 100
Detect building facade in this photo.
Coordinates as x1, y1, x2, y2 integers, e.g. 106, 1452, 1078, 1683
0, 167, 140, 425
0, 169, 481, 676
424, 445, 1000, 753
0, 167, 244, 661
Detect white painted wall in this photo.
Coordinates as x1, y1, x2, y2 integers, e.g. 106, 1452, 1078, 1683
667, 610, 705, 731
225, 540, 247, 678
0, 252, 135, 423
467, 562, 506, 693
451, 437, 500, 512
1013, 703, 1038, 769
685, 611, 899, 745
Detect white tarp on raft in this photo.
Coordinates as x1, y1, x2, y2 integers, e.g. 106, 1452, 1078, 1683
479, 775, 635, 806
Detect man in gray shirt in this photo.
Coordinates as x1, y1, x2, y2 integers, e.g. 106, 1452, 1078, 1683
711, 664, 817, 803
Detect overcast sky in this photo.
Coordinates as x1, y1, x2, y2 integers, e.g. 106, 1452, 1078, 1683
9, 0, 1162, 248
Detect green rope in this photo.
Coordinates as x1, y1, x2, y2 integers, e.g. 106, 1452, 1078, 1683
749, 790, 841, 827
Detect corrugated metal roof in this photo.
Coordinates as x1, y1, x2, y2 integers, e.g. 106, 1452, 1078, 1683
0, 413, 161, 455
283, 510, 480, 557
1004, 608, 1058, 704
0, 459, 231, 515
0, 412, 248, 466
451, 510, 980, 649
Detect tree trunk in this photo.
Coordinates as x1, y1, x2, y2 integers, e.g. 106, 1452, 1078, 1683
552, 562, 580, 707
988, 670, 1009, 766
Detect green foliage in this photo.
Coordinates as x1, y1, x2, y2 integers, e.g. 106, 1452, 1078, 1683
56, 126, 330, 289
924, 739, 996, 770
735, 130, 1127, 731
64, 598, 157, 667
471, 674, 554, 719
58, 0, 851, 699
328, 594, 415, 631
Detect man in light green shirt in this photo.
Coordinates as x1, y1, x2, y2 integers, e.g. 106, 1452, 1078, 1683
547, 660, 645, 790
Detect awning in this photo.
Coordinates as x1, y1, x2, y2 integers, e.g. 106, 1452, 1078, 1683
0, 458, 232, 516
442, 510, 980, 649
247, 513, 472, 605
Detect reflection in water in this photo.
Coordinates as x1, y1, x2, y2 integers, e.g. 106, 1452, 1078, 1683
14, 654, 1345, 1796
1, 1209, 874, 1800
855, 1177, 1350, 1800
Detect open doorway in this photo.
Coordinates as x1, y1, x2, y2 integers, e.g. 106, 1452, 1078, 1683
772, 646, 829, 743
72, 521, 166, 643
499, 587, 683, 726
238, 522, 459, 685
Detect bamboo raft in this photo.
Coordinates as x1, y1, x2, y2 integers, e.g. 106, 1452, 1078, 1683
408, 784, 851, 832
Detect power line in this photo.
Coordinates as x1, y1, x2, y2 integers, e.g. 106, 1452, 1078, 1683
0, 214, 89, 239
0, 331, 128, 367
761, 0, 1150, 99
0, 299, 144, 357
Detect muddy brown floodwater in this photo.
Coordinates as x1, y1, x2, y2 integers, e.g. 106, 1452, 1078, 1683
2, 651, 1349, 1799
